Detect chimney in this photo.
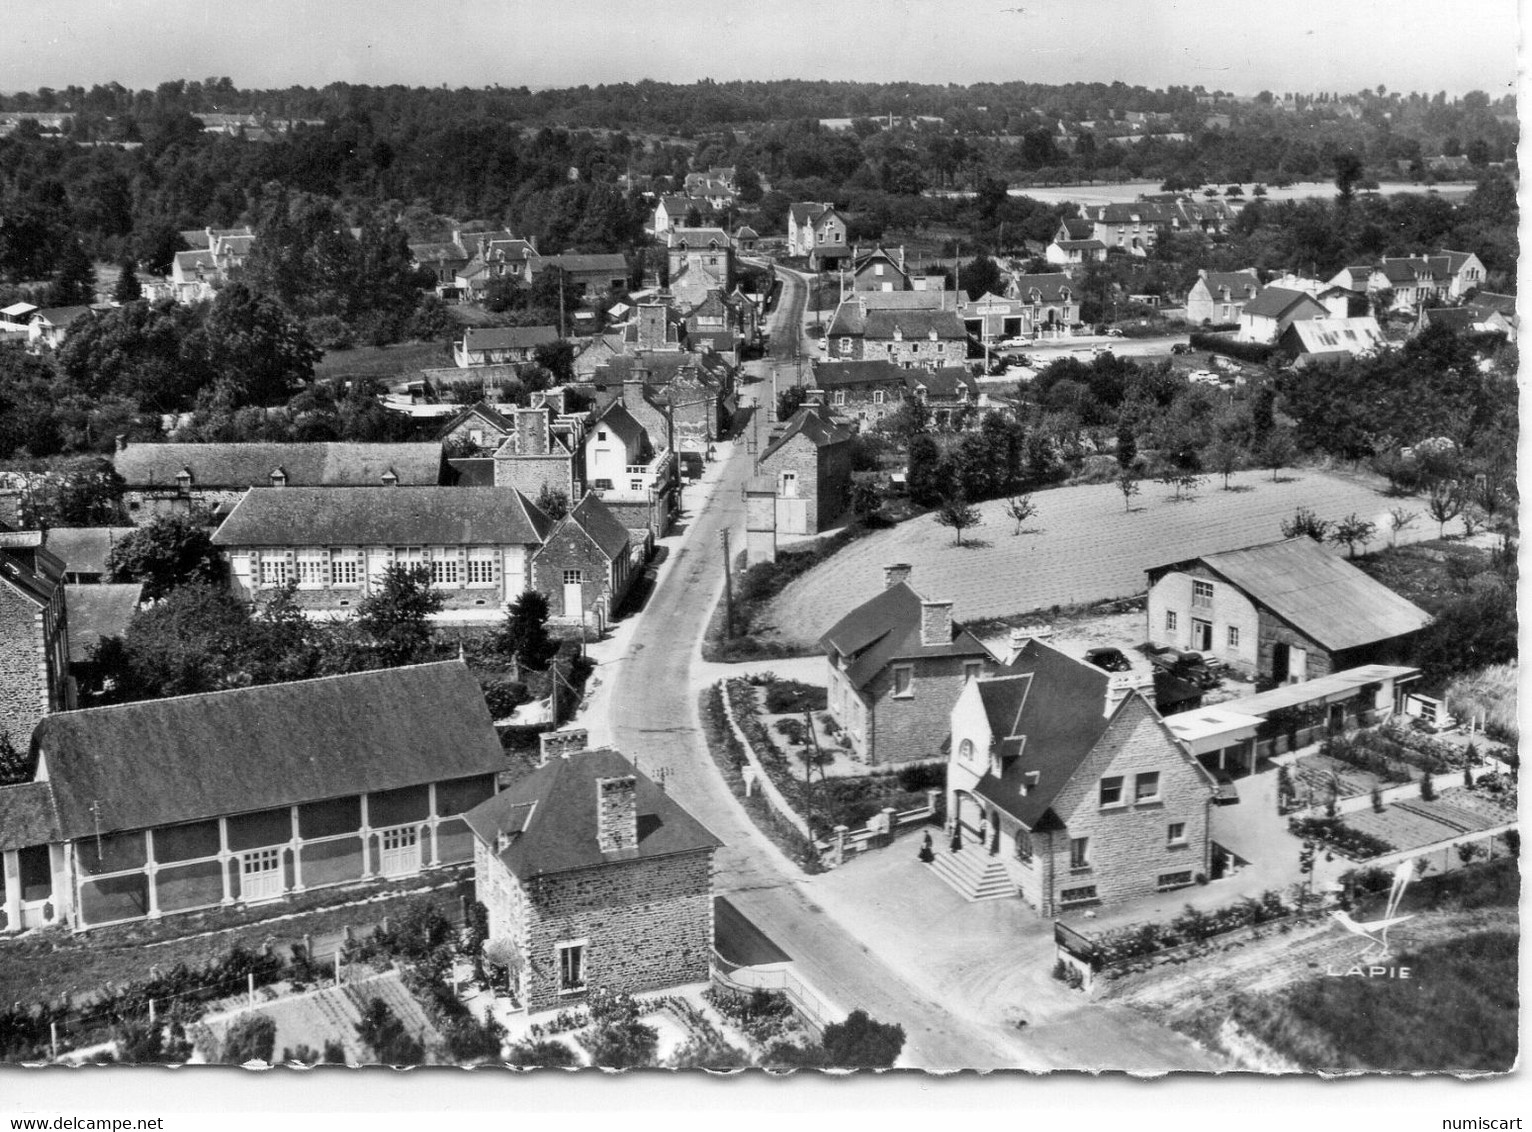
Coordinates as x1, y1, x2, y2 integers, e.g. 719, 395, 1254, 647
451, 228, 461, 249
1007, 628, 1030, 665
596, 775, 639, 853
920, 600, 953, 647
516, 407, 550, 456
1105, 672, 1153, 717
539, 728, 589, 766
883, 563, 911, 589
114, 434, 127, 453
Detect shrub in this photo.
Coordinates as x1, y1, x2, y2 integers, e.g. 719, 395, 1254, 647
507, 1039, 579, 1068
1288, 816, 1394, 860
763, 679, 829, 714
1188, 332, 1275, 364
482, 679, 531, 719
1420, 772, 1436, 801
220, 1013, 277, 1065
820, 1009, 906, 1068
774, 718, 809, 746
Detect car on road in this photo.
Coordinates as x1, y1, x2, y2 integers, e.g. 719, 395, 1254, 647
1105, 327, 1125, 338
1085, 647, 1133, 673
998, 336, 1033, 349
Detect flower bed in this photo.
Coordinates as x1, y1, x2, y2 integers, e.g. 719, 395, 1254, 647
1288, 815, 1395, 861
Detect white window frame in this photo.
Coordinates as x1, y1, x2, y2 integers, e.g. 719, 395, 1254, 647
833, 390, 846, 406
872, 389, 886, 405
1099, 777, 1124, 808
1165, 610, 1178, 632
466, 548, 497, 587
562, 569, 584, 586
430, 547, 461, 587
259, 556, 288, 588
395, 547, 424, 575
1167, 822, 1187, 847
295, 549, 328, 589
1135, 771, 1161, 804
331, 549, 361, 588
1227, 625, 1240, 649
240, 848, 284, 903
557, 939, 588, 994
378, 825, 421, 877
891, 664, 914, 698
1191, 579, 1214, 609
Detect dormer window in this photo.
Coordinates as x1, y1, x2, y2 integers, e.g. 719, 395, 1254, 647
176, 467, 193, 492
269, 467, 287, 487
381, 469, 399, 486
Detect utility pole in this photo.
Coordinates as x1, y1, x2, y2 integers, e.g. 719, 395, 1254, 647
720, 530, 734, 638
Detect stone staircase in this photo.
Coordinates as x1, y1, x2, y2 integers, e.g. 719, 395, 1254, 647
926, 846, 1015, 902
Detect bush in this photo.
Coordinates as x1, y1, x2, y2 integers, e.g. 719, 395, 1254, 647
507, 1039, 579, 1068
763, 679, 829, 714
1188, 332, 1276, 364
220, 1013, 277, 1065
820, 1009, 906, 1068
896, 762, 946, 793
774, 718, 809, 746
482, 679, 531, 720
1288, 816, 1394, 860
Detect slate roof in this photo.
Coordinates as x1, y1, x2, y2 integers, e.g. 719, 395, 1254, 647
464, 747, 719, 879
437, 402, 517, 438
861, 309, 968, 341
970, 639, 1114, 828
114, 442, 446, 488
567, 493, 631, 561
410, 240, 469, 264
30, 662, 505, 841
447, 458, 496, 486
34, 306, 92, 327
1331, 266, 1375, 290
173, 250, 218, 273
591, 400, 648, 451
1242, 287, 1324, 320
669, 227, 731, 247
820, 581, 991, 690
460, 325, 559, 353
789, 202, 833, 227
813, 360, 911, 387
1197, 270, 1260, 299
543, 253, 628, 275
908, 366, 978, 400
42, 527, 136, 577
1060, 218, 1094, 240
1379, 258, 1435, 285
1053, 239, 1106, 252
1007, 273, 1074, 303
0, 782, 61, 852
211, 486, 553, 548
759, 406, 855, 463
1153, 538, 1432, 652
1469, 292, 1516, 316
1419, 307, 1479, 331
64, 583, 142, 662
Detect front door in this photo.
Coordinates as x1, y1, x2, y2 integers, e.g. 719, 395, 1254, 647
379, 827, 421, 877
562, 570, 584, 618
1191, 618, 1213, 652
1273, 642, 1290, 683
1290, 646, 1308, 683
241, 849, 284, 902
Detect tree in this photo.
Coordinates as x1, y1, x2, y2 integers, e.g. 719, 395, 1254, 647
48, 241, 96, 307
507, 1040, 579, 1068
1114, 419, 1137, 470
1328, 513, 1378, 559
1003, 494, 1038, 535
1281, 506, 1331, 542
95, 583, 255, 700
1387, 507, 1419, 547
776, 384, 808, 421
820, 1009, 906, 1069
220, 1014, 277, 1065
355, 565, 443, 665
535, 483, 570, 521
204, 283, 322, 408
906, 433, 944, 507
1260, 427, 1297, 481
112, 260, 142, 304
934, 492, 981, 546
104, 513, 223, 601
1116, 467, 1141, 512
1425, 478, 1465, 538
355, 997, 426, 1065
1334, 152, 1364, 207
882, 397, 930, 445
1419, 770, 1436, 802
1208, 437, 1240, 489
850, 479, 882, 524
958, 254, 1003, 301
497, 590, 557, 671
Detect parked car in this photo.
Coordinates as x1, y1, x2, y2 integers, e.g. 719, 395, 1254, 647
1085, 647, 1133, 673
1147, 645, 1221, 688
1170, 343, 1193, 355
1105, 327, 1125, 338
998, 336, 1032, 349
1189, 370, 1220, 385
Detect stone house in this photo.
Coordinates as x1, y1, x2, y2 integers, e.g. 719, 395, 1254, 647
466, 738, 718, 1013
848, 246, 911, 292
211, 486, 554, 624
582, 393, 678, 543
812, 360, 976, 427
490, 403, 587, 504
942, 639, 1219, 914
1184, 269, 1260, 326
666, 228, 734, 310
754, 406, 854, 537
1236, 286, 1329, 344
0, 661, 502, 933
1000, 274, 1079, 336
1146, 539, 1432, 686
786, 203, 849, 268
438, 402, 519, 457
821, 565, 997, 765
114, 440, 449, 520
529, 492, 634, 629
0, 534, 73, 750
531, 253, 630, 300
826, 304, 968, 368
454, 326, 558, 368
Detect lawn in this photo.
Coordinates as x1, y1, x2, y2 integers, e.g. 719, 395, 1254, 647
1352, 539, 1494, 616
313, 340, 452, 381
761, 467, 1458, 645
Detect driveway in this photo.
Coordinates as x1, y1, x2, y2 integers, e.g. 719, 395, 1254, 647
762, 468, 1462, 644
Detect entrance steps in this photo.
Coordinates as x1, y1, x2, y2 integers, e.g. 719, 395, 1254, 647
927, 845, 1015, 902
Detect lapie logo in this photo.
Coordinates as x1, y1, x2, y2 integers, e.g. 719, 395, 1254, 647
1325, 859, 1416, 978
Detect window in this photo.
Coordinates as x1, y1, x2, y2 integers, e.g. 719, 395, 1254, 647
1156, 871, 1194, 892
1069, 836, 1090, 870
1167, 822, 1187, 847
891, 665, 913, 698
557, 941, 587, 993
873, 389, 885, 405
833, 391, 846, 406
1136, 772, 1161, 803
1059, 884, 1097, 906
379, 826, 421, 876
958, 738, 975, 762
1014, 829, 1033, 861
259, 556, 288, 587
1099, 776, 1124, 807
331, 550, 361, 587
840, 337, 852, 353
430, 547, 461, 586
597, 430, 608, 441
395, 547, 424, 574
1227, 625, 1240, 648
875, 263, 885, 276
1192, 579, 1214, 608
1165, 610, 1178, 632
466, 548, 497, 587
629, 477, 644, 493
295, 549, 327, 589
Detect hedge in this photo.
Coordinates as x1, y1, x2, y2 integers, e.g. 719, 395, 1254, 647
1189, 332, 1276, 364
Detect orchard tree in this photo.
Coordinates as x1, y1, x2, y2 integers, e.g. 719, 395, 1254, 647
934, 492, 982, 546
1003, 494, 1038, 535
1328, 513, 1378, 559
1281, 506, 1331, 542
1116, 467, 1141, 512
1425, 478, 1465, 538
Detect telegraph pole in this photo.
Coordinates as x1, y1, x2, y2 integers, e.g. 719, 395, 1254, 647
720, 530, 734, 638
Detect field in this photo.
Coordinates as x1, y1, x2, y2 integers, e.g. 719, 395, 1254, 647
759, 467, 1461, 645
996, 179, 1479, 208
1352, 539, 1495, 615
312, 340, 452, 382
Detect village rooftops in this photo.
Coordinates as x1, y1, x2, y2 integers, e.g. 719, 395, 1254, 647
1241, 286, 1322, 319
820, 581, 990, 690
1198, 269, 1260, 297
42, 527, 137, 578
465, 747, 719, 879
211, 486, 553, 548
459, 325, 559, 352
27, 661, 504, 841
114, 441, 447, 488
1006, 273, 1074, 302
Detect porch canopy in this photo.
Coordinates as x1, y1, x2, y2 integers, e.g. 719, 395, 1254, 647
1162, 706, 1264, 756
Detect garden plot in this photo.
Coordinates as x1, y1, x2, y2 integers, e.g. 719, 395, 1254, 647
1340, 789, 1515, 856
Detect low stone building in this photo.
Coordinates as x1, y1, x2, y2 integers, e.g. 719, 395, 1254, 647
466, 737, 719, 1013
211, 486, 554, 623
754, 406, 854, 536
942, 639, 1219, 914
490, 403, 586, 504
454, 326, 558, 368
530, 493, 634, 630
1, 661, 502, 933
0, 533, 73, 750
1146, 538, 1433, 686
821, 564, 996, 765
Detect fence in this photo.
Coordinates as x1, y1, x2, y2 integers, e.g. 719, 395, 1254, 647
711, 950, 833, 1039
813, 792, 941, 868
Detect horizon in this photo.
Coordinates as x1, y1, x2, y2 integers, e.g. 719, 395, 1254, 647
0, 0, 1515, 102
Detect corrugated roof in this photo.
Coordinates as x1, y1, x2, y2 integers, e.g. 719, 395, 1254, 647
32, 661, 505, 840
211, 486, 553, 548
1212, 664, 1420, 718
464, 747, 719, 879
1281, 316, 1385, 357
65, 583, 142, 662
1165, 538, 1432, 651
820, 581, 990, 690
114, 442, 446, 489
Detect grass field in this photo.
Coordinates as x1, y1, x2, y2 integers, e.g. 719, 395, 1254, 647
1352, 539, 1495, 616
313, 340, 452, 381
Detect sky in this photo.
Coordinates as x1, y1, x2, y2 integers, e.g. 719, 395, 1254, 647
0, 0, 1519, 97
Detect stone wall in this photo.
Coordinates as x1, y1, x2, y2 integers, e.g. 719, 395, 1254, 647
866, 652, 994, 765
123, 487, 244, 521
522, 849, 714, 1013
0, 584, 48, 749
1256, 609, 1334, 684
531, 522, 616, 622
492, 453, 579, 501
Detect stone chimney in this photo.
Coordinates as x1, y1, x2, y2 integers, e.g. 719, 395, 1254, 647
920, 600, 953, 648
637, 301, 668, 350
596, 774, 639, 853
620, 377, 647, 410
883, 563, 912, 589
1105, 671, 1154, 717
515, 407, 550, 456
1007, 628, 1031, 665
539, 728, 589, 766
